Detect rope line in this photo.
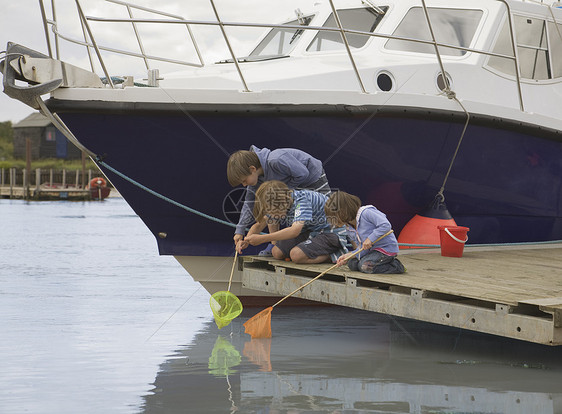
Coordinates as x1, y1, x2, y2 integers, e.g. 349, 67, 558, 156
145, 250, 237, 342
437, 95, 470, 199
99, 159, 562, 249
399, 239, 562, 248
97, 159, 238, 229
157, 86, 231, 158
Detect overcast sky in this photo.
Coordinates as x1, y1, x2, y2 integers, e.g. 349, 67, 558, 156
1, 0, 316, 123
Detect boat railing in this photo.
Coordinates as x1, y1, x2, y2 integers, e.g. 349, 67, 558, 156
39, 0, 205, 88
36, 0, 561, 111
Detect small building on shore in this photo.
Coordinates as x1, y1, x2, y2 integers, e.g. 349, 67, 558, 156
13, 113, 81, 160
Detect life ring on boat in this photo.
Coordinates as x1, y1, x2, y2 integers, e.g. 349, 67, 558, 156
90, 177, 107, 188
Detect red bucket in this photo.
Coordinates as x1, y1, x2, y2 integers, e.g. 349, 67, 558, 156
438, 226, 470, 257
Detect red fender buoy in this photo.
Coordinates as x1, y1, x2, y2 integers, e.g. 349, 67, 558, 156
90, 177, 107, 188
398, 195, 457, 249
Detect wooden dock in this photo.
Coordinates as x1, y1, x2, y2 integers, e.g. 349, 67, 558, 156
0, 167, 110, 200
241, 243, 562, 346
0, 185, 93, 200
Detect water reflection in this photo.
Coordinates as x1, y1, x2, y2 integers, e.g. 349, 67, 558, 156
143, 307, 562, 414
243, 338, 272, 373
208, 336, 242, 376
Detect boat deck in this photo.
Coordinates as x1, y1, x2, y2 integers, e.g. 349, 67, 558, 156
241, 243, 562, 345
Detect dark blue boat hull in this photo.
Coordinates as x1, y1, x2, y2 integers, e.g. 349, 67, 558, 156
55, 106, 562, 256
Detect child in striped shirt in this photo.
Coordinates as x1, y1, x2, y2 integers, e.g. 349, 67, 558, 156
238, 180, 346, 264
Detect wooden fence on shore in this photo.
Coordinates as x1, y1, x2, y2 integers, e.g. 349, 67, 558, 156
0, 167, 110, 200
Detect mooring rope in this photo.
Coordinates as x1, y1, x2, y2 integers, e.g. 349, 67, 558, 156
436, 95, 470, 201
36, 96, 241, 230
94, 161, 562, 249
96, 160, 562, 248
419, 0, 472, 203
97, 159, 238, 229
399, 239, 562, 248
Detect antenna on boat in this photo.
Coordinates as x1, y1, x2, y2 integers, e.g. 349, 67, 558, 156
361, 0, 386, 15
295, 8, 306, 24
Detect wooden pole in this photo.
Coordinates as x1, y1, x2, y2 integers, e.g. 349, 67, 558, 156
81, 151, 86, 189
36, 168, 41, 194
9, 168, 14, 199
23, 168, 27, 199
25, 139, 31, 199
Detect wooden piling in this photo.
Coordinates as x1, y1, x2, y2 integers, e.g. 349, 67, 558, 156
25, 139, 31, 200
35, 168, 41, 193
81, 151, 86, 189
22, 168, 28, 199
10, 168, 14, 198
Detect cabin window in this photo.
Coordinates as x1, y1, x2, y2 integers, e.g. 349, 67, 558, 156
486, 18, 513, 75
306, 7, 387, 52
549, 22, 562, 78
515, 16, 550, 80
487, 16, 562, 80
250, 15, 313, 57
385, 8, 482, 56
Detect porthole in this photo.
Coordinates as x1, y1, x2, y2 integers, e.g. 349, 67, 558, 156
436, 71, 453, 91
376, 71, 394, 92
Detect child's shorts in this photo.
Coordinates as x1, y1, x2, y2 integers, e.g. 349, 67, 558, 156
275, 232, 341, 259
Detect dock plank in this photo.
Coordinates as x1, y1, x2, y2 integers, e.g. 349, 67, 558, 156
255, 249, 562, 305
242, 243, 562, 344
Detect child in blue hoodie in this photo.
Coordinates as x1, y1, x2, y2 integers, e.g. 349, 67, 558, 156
325, 191, 405, 274
227, 146, 331, 255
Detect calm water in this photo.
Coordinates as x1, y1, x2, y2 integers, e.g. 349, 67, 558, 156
2, 197, 562, 414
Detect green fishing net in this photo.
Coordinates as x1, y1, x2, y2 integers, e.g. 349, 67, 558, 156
210, 291, 243, 329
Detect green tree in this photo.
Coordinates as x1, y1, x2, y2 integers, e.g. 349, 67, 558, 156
0, 121, 14, 161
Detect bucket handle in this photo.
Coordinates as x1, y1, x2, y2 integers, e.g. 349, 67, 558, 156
445, 227, 468, 244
